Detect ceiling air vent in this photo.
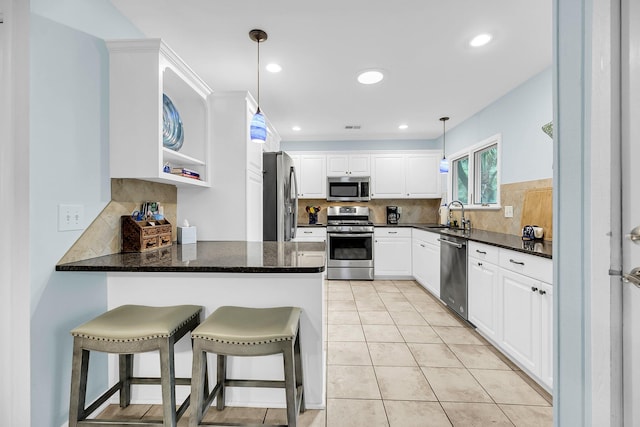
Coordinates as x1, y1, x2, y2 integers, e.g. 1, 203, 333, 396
344, 125, 361, 130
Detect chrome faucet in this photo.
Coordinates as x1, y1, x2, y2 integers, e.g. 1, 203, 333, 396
447, 200, 469, 231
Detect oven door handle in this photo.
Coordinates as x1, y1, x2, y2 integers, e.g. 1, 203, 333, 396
328, 233, 373, 238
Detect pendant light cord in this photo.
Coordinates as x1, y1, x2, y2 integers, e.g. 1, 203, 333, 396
440, 116, 449, 159
256, 36, 261, 110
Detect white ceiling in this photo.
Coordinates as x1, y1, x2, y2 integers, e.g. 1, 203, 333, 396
110, 0, 552, 142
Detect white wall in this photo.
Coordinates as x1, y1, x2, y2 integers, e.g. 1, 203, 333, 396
29, 4, 142, 425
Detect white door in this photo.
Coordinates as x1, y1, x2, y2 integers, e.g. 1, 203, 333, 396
622, 0, 640, 423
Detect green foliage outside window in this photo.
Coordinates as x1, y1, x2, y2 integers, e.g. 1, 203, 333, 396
454, 156, 469, 204
478, 144, 498, 204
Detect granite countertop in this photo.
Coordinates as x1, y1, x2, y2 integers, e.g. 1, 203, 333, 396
372, 223, 552, 259
413, 225, 552, 259
297, 222, 552, 259
55, 241, 326, 273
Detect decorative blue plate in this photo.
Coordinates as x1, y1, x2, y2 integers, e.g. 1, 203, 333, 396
162, 94, 184, 151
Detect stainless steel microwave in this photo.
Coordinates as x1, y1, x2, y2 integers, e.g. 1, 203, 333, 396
327, 176, 370, 202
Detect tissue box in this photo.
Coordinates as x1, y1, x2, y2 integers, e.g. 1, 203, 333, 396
177, 226, 197, 244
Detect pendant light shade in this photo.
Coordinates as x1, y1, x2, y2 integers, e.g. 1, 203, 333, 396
249, 29, 268, 143
250, 108, 267, 143
439, 116, 450, 173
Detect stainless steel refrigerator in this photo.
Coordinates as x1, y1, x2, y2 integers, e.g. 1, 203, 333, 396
263, 151, 298, 241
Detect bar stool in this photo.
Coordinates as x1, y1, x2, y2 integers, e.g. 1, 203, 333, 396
189, 306, 305, 427
68, 304, 203, 427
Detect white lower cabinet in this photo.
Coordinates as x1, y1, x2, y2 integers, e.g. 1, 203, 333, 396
498, 251, 553, 391
499, 269, 541, 374
539, 281, 553, 389
293, 227, 326, 242
374, 228, 412, 278
292, 227, 327, 273
467, 242, 553, 392
412, 229, 440, 298
468, 253, 499, 342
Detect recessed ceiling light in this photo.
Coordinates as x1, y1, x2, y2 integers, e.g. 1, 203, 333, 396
470, 33, 492, 47
398, 124, 408, 130
357, 70, 384, 85
292, 126, 301, 131
266, 63, 282, 73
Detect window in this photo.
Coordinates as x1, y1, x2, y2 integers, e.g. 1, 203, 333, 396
452, 156, 469, 204
447, 134, 501, 208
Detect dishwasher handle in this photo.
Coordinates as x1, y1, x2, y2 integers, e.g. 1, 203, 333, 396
438, 238, 465, 249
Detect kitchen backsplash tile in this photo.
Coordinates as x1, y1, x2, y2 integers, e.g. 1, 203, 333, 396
58, 179, 177, 264
464, 178, 552, 239
298, 198, 442, 225
297, 178, 553, 240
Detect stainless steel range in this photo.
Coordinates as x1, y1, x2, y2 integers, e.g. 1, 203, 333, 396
326, 206, 374, 280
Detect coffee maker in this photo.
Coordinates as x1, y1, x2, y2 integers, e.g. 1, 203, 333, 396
386, 206, 400, 224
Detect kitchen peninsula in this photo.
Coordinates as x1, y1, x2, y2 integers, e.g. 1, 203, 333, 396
56, 241, 327, 409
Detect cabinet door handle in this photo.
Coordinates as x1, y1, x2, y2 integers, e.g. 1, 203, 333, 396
478, 262, 483, 266
420, 244, 426, 248
304, 231, 312, 234
539, 289, 547, 295
510, 259, 525, 266
531, 286, 538, 292
388, 231, 398, 234
476, 250, 487, 255
407, 193, 410, 196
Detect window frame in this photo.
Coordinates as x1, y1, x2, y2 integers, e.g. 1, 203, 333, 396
446, 133, 502, 209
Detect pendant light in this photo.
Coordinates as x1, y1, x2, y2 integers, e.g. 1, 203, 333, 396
249, 29, 268, 143
439, 116, 450, 173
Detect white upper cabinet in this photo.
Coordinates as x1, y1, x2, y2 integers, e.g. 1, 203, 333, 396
326, 153, 370, 177
371, 152, 440, 199
107, 39, 212, 187
405, 153, 441, 198
290, 154, 326, 199
371, 154, 406, 198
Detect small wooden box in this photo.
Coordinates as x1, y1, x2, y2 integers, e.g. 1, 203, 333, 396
121, 215, 172, 252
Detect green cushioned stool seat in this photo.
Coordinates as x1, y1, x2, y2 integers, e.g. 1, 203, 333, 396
189, 306, 305, 427
68, 304, 203, 427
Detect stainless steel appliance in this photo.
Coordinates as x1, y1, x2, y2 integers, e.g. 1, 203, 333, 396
439, 234, 468, 319
263, 151, 298, 241
326, 206, 374, 280
327, 176, 370, 202
386, 206, 400, 224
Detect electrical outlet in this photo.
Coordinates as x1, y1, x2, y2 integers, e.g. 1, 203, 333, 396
397, 207, 403, 214
58, 204, 84, 231
504, 205, 514, 218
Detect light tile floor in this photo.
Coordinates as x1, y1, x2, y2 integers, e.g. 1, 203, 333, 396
96, 279, 552, 426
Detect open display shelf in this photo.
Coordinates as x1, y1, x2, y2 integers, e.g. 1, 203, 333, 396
107, 39, 212, 187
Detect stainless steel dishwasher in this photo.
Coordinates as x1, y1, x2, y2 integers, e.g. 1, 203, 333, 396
439, 234, 468, 320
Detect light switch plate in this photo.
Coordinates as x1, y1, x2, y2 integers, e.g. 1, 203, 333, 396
504, 205, 514, 218
58, 204, 84, 231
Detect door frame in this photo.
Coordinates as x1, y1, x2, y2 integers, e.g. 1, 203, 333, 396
0, 0, 31, 425
554, 0, 623, 425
